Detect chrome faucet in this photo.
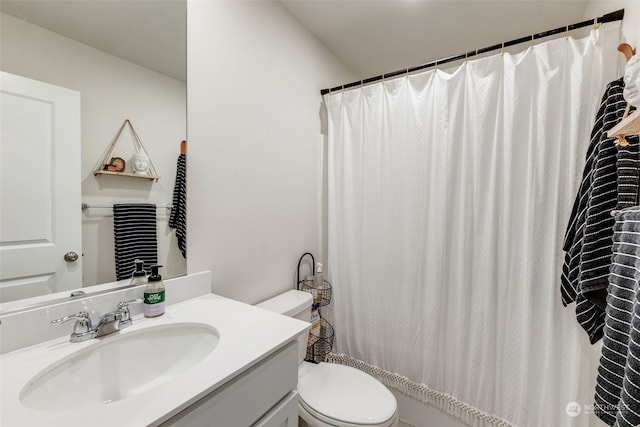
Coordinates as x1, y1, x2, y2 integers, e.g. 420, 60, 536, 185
51, 299, 143, 343
93, 309, 123, 338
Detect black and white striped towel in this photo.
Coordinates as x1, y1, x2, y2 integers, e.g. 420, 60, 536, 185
113, 203, 158, 281
168, 153, 186, 258
561, 78, 639, 343
594, 207, 640, 426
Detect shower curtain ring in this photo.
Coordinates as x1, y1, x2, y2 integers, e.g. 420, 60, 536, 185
565, 25, 569, 39
500, 42, 504, 56
531, 34, 535, 48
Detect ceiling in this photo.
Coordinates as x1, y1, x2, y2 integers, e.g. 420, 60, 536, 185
1, 1, 595, 83
0, 0, 187, 82
280, 0, 591, 79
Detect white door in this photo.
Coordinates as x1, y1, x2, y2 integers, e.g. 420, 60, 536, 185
0, 72, 82, 303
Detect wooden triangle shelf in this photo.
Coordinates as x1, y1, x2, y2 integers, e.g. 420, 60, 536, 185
93, 119, 160, 182
94, 170, 160, 181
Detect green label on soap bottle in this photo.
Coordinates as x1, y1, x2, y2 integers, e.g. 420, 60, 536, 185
144, 290, 165, 305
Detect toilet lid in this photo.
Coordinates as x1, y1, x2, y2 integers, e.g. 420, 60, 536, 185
297, 362, 397, 425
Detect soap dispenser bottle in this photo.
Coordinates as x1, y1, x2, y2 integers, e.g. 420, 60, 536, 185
315, 262, 324, 290
310, 262, 324, 304
130, 259, 148, 287
143, 265, 165, 318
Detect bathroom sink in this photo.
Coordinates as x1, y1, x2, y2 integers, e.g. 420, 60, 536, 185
19, 322, 219, 411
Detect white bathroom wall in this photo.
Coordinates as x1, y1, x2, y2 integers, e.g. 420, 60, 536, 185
0, 13, 187, 286
186, 0, 356, 304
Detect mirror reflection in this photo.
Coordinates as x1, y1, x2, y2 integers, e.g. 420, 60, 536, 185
0, 0, 187, 309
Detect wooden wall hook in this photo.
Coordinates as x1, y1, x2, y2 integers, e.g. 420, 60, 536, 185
618, 43, 636, 62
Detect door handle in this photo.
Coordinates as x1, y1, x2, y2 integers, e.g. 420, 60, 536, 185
64, 251, 79, 262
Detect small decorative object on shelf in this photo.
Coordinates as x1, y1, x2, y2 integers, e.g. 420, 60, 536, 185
93, 119, 160, 181
131, 150, 150, 175
109, 157, 125, 172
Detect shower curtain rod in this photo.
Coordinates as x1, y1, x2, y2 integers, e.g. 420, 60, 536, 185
320, 8, 625, 96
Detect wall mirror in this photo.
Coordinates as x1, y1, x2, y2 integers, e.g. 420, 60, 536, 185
0, 0, 187, 313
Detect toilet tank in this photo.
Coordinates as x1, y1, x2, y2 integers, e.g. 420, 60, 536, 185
256, 290, 312, 321
256, 290, 312, 363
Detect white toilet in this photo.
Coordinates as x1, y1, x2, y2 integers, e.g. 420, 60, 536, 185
257, 290, 399, 427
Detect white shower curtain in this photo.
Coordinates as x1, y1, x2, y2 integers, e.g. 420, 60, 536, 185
325, 25, 621, 427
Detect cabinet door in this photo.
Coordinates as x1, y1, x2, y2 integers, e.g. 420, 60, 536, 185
159, 341, 298, 426
253, 391, 298, 427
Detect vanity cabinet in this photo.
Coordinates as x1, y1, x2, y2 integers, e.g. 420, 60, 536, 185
160, 340, 299, 427
253, 391, 298, 427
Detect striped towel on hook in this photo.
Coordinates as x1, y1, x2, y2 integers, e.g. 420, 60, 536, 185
169, 153, 186, 258
113, 203, 158, 280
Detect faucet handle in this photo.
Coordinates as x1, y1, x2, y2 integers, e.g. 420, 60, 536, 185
118, 298, 143, 328
51, 310, 92, 329
51, 310, 94, 342
117, 298, 143, 309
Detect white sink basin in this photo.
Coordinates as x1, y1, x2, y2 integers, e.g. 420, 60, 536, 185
19, 322, 220, 411
1, 293, 310, 427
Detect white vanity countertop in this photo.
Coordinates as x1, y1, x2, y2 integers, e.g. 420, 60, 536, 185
0, 293, 309, 427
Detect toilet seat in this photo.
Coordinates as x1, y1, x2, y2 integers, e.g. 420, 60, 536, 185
299, 398, 399, 427
297, 362, 398, 427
